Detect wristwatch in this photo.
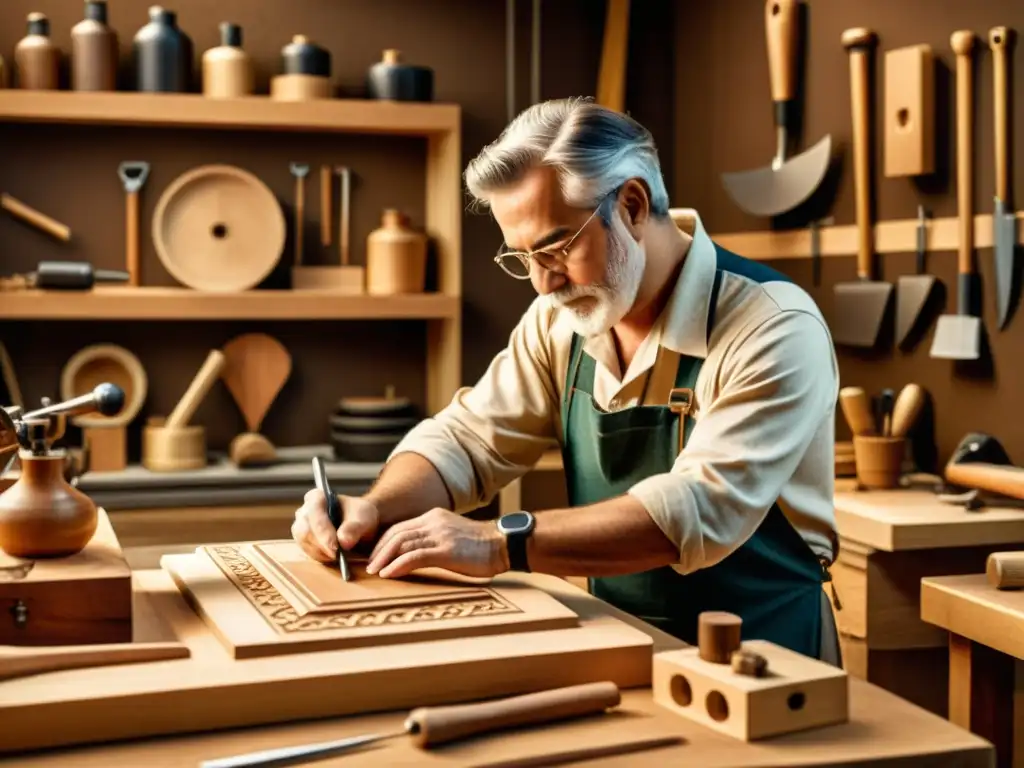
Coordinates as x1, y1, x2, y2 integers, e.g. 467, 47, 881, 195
496, 510, 535, 572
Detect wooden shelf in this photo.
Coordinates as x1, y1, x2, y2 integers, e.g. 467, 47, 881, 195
0, 91, 460, 137
0, 287, 459, 321
671, 207, 1023, 261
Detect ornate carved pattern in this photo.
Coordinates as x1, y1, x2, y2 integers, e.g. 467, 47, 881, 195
206, 545, 521, 634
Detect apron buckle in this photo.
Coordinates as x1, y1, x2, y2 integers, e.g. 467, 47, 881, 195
668, 387, 695, 455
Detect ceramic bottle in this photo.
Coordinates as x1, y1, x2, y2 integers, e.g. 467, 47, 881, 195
367, 49, 434, 102
366, 210, 428, 295
281, 35, 331, 77
71, 0, 119, 91
14, 13, 61, 91
0, 421, 98, 558
201, 22, 253, 98
133, 5, 193, 92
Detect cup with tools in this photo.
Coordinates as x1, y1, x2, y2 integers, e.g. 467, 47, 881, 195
839, 384, 925, 489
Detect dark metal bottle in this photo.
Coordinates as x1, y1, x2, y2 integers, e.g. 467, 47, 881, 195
71, 0, 119, 91
280, 35, 331, 77
133, 5, 193, 92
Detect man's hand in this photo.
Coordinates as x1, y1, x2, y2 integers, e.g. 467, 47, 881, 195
292, 490, 381, 563
366, 508, 509, 579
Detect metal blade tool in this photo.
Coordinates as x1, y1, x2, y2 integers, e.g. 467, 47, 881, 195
990, 26, 1017, 330
311, 455, 351, 581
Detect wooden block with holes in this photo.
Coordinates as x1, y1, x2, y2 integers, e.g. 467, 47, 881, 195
653, 640, 849, 741
884, 44, 935, 177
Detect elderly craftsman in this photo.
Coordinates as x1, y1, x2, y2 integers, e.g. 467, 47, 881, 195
293, 97, 841, 664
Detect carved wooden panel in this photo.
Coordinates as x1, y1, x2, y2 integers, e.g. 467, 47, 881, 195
247, 541, 493, 616
163, 541, 580, 658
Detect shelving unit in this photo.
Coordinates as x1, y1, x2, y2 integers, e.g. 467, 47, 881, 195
0, 91, 463, 415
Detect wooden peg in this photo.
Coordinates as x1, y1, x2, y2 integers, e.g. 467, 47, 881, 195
697, 611, 742, 664
731, 648, 769, 677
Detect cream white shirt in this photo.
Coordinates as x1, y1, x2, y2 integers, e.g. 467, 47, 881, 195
390, 211, 840, 574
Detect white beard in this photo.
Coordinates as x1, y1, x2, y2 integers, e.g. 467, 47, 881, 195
544, 212, 645, 338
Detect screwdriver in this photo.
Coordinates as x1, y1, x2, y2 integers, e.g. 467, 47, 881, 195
0, 260, 130, 291
199, 682, 630, 768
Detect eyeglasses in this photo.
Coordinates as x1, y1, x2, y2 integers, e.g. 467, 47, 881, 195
493, 204, 602, 280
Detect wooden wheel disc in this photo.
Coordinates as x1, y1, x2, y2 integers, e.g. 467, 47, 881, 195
153, 164, 286, 292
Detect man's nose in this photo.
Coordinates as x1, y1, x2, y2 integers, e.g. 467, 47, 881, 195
531, 264, 566, 296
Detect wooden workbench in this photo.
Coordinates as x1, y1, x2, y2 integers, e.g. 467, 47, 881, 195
0, 570, 995, 767
830, 478, 1024, 717
921, 574, 1024, 768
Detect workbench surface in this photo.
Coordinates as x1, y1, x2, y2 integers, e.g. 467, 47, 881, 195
834, 479, 1024, 551
0, 571, 993, 767
921, 573, 1024, 660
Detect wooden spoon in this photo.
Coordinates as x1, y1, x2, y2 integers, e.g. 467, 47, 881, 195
1, 641, 190, 682
221, 333, 292, 433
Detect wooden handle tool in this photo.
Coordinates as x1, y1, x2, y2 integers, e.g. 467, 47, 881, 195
0, 641, 189, 683
319, 164, 332, 247
0, 193, 71, 242
336, 166, 351, 265
290, 162, 309, 266
199, 682, 622, 767
841, 28, 878, 281
890, 383, 925, 438
945, 462, 1024, 502
990, 27, 1011, 206
839, 386, 876, 436
117, 162, 150, 286
987, 551, 1024, 589
165, 349, 227, 429
766, 0, 799, 129
596, 0, 630, 112
952, 31, 977, 280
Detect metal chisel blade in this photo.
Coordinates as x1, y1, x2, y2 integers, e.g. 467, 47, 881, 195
994, 197, 1017, 330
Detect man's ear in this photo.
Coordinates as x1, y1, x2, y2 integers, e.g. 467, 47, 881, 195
616, 179, 650, 241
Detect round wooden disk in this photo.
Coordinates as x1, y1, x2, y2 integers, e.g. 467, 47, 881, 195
59, 344, 147, 428
152, 164, 286, 292
697, 611, 743, 664
336, 395, 414, 417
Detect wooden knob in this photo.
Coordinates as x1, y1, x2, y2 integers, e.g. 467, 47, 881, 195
989, 27, 1012, 51
841, 27, 877, 50
697, 611, 742, 664
951, 30, 976, 56
986, 551, 1024, 590
731, 649, 769, 677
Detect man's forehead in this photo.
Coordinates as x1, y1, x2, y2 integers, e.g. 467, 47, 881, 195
490, 167, 574, 250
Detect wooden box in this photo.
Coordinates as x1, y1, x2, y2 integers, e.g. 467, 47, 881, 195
162, 541, 581, 658
0, 508, 131, 646
652, 640, 849, 741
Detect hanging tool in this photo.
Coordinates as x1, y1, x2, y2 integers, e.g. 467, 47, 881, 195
809, 216, 833, 286
990, 26, 1017, 330
0, 261, 129, 291
289, 162, 309, 266
890, 383, 925, 438
199, 682, 632, 768
117, 161, 150, 286
931, 31, 981, 361
0, 193, 70, 242
833, 28, 891, 348
335, 166, 351, 266
838, 386, 875, 436
319, 165, 332, 248
721, 1, 832, 217
312, 455, 351, 581
596, 0, 630, 112
896, 206, 940, 349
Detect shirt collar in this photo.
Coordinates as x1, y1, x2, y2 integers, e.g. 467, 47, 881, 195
655, 208, 717, 360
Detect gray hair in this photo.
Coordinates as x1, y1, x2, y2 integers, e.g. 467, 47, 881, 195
464, 97, 670, 220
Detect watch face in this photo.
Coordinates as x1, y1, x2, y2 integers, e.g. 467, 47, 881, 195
499, 511, 533, 535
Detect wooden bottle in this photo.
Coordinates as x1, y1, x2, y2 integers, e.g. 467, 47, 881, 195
366, 209, 428, 295
14, 13, 61, 91
202, 22, 253, 99
0, 421, 98, 558
71, 0, 119, 92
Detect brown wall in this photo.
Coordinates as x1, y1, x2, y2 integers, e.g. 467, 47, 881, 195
674, 0, 1024, 470
0, 0, 674, 459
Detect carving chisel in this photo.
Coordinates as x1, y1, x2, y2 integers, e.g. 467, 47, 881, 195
198, 682, 678, 768
990, 27, 1017, 330
311, 456, 351, 581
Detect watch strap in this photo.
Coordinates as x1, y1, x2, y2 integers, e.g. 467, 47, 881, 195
507, 527, 530, 573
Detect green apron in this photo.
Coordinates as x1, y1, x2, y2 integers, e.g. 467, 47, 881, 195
559, 259, 829, 659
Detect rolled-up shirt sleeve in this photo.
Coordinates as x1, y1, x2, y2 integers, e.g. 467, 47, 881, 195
626, 309, 838, 573
388, 298, 562, 514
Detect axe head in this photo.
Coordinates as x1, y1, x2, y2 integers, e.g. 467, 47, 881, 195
721, 134, 833, 218
948, 432, 1012, 467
